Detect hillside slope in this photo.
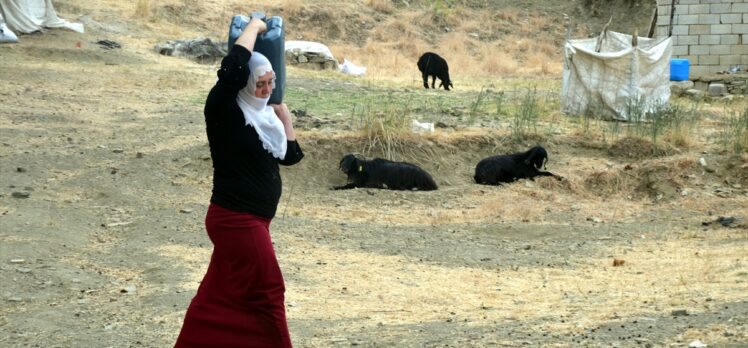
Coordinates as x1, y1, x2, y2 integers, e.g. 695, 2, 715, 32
52, 0, 656, 78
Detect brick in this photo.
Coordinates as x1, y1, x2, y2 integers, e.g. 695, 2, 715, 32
690, 66, 720, 79
742, 55, 748, 65
690, 45, 711, 55
699, 35, 721, 45
732, 45, 748, 55
734, 24, 748, 34
711, 45, 732, 55
699, 55, 720, 65
720, 14, 742, 24
673, 45, 689, 56
721, 35, 740, 45
655, 27, 670, 38
677, 14, 699, 25
720, 55, 742, 65
681, 55, 699, 64
677, 0, 700, 4
689, 25, 710, 35
733, 3, 748, 13
697, 14, 720, 25
710, 3, 731, 13
678, 35, 699, 45
689, 4, 710, 14
657, 15, 671, 26
711, 24, 732, 34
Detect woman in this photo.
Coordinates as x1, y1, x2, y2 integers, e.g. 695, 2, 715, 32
175, 17, 303, 348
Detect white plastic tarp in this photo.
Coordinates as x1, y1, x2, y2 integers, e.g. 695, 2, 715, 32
0, 0, 84, 37
562, 31, 672, 121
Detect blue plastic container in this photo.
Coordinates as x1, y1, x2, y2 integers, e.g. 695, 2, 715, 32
670, 58, 690, 81
228, 13, 286, 104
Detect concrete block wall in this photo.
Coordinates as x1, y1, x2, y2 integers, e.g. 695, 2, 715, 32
655, 0, 748, 78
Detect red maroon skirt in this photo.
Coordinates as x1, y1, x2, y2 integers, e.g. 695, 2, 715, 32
174, 203, 292, 348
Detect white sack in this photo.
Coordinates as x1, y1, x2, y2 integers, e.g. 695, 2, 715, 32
562, 31, 672, 121
0, 0, 84, 34
339, 58, 366, 77
0, 18, 19, 42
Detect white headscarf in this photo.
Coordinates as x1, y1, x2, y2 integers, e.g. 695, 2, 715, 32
236, 52, 287, 159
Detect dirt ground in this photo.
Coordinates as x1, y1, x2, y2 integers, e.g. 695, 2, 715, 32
2, 21, 748, 348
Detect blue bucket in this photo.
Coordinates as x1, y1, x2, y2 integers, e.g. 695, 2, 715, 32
670, 59, 690, 81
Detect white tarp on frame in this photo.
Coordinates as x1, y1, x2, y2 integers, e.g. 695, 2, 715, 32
0, 0, 83, 39
562, 31, 672, 121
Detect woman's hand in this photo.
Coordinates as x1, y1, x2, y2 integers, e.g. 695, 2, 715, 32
247, 17, 267, 34
271, 103, 296, 141
235, 17, 266, 51
271, 103, 292, 125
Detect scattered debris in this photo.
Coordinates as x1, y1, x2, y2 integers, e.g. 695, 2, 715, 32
120, 285, 137, 294
96, 39, 121, 50
154, 37, 227, 63
702, 216, 741, 228
411, 119, 434, 134
11, 192, 30, 199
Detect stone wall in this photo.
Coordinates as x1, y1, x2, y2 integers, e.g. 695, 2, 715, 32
285, 50, 339, 70
671, 71, 748, 97
655, 0, 748, 78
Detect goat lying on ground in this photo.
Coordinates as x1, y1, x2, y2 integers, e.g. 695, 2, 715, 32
333, 154, 438, 191
417, 52, 453, 91
474, 146, 563, 185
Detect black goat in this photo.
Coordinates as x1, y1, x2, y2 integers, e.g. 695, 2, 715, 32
333, 154, 438, 191
417, 52, 453, 91
474, 146, 562, 185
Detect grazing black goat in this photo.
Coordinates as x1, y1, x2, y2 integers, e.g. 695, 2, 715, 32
333, 154, 438, 191
474, 146, 562, 185
417, 52, 453, 91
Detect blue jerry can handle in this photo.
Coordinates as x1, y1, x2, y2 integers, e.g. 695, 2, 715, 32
227, 12, 286, 104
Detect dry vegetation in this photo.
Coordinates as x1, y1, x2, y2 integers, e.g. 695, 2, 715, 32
1, 0, 747, 347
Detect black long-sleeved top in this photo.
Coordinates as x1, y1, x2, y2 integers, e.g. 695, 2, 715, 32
204, 45, 303, 218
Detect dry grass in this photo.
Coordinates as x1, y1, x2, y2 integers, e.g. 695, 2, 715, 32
366, 0, 394, 14
134, 0, 151, 19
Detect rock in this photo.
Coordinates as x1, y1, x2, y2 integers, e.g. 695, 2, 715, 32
707, 83, 726, 97
16, 167, 26, 173
671, 309, 688, 316
685, 89, 705, 99
670, 80, 694, 96
9, 259, 25, 264
11, 192, 30, 199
